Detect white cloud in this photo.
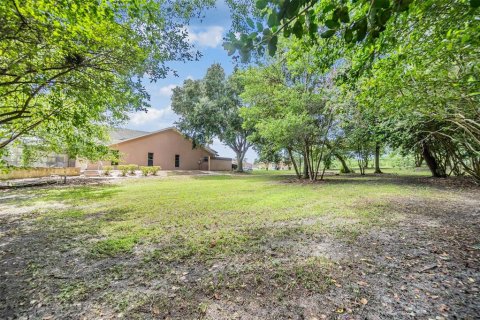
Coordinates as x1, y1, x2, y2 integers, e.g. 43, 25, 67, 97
187, 26, 224, 48
158, 84, 177, 97
129, 106, 173, 125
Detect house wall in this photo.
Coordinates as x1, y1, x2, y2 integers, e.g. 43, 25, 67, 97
210, 157, 232, 171
110, 129, 213, 170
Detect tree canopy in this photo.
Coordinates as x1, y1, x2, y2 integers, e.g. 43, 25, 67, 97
225, 0, 480, 62
228, 0, 479, 182
0, 0, 213, 162
171, 64, 253, 171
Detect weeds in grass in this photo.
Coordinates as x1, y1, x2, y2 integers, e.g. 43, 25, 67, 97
91, 236, 138, 257
59, 282, 90, 303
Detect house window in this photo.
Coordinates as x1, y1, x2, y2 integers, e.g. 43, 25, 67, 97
203, 156, 209, 162
148, 152, 154, 166
175, 154, 180, 168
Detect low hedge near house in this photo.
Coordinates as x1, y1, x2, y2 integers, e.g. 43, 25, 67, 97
128, 165, 137, 175
118, 165, 130, 177
141, 166, 150, 176
150, 166, 160, 175
140, 166, 161, 177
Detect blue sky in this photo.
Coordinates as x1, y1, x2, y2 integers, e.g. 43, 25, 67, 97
125, 1, 258, 162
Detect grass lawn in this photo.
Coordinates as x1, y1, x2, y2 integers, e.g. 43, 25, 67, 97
1, 171, 479, 319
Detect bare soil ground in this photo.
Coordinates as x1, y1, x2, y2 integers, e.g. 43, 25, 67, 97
0, 174, 479, 319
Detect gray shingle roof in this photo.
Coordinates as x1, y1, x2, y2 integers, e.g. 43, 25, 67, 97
108, 128, 150, 144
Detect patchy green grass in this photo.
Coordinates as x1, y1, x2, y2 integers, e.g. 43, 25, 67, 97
91, 236, 139, 257
25, 172, 437, 263
4, 171, 475, 319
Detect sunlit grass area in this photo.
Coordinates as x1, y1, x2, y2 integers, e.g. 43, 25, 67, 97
32, 172, 434, 260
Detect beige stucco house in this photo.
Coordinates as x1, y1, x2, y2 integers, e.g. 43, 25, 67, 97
104, 127, 232, 171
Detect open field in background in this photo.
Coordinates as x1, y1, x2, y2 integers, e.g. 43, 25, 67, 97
0, 171, 479, 319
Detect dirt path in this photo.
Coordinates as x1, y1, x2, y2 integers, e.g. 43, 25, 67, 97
0, 176, 479, 319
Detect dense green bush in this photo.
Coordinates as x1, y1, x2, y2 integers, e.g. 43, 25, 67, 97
128, 165, 137, 175
140, 166, 150, 176
118, 165, 129, 177
139, 166, 161, 176
149, 166, 161, 175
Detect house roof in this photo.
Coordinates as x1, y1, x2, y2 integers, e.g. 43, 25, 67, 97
108, 127, 217, 155
108, 128, 150, 144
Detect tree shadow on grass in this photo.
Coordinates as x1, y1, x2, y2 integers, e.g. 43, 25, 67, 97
0, 184, 122, 210
192, 173, 295, 183
280, 173, 479, 191
1, 193, 479, 319
41, 184, 122, 203
0, 211, 325, 319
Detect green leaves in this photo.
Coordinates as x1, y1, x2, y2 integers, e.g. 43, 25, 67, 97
256, 0, 268, 10
354, 0, 480, 181
292, 20, 304, 38
268, 35, 278, 56
256, 22, 264, 32
223, 41, 236, 56
470, 0, 480, 8
325, 19, 340, 29
354, 18, 368, 42
373, 0, 390, 9
321, 29, 336, 39
344, 28, 354, 42
267, 11, 278, 27
0, 0, 213, 155
228, 0, 415, 59
286, 0, 301, 18
334, 6, 350, 23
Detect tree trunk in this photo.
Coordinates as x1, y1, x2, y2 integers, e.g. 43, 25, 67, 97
313, 145, 326, 181
287, 148, 301, 179
422, 142, 446, 178
334, 153, 351, 173
414, 152, 423, 167
358, 159, 365, 175
236, 152, 244, 172
302, 152, 309, 179
374, 142, 383, 174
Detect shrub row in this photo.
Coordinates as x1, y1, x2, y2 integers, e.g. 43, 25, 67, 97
140, 166, 161, 176
117, 165, 138, 176
102, 165, 161, 177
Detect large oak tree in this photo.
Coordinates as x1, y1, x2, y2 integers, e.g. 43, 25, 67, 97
0, 0, 213, 162
171, 64, 252, 172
